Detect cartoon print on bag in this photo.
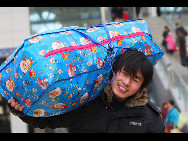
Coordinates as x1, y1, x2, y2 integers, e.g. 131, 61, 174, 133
67, 62, 76, 77
109, 30, 120, 38
6, 68, 11, 73
15, 91, 19, 98
32, 88, 37, 93
32, 108, 46, 117
79, 92, 88, 105
86, 27, 97, 33
58, 69, 63, 74
14, 54, 18, 63
37, 77, 49, 89
38, 49, 45, 56
97, 36, 103, 42
23, 80, 29, 86
132, 26, 142, 33
5, 77, 15, 92
48, 87, 63, 99
50, 103, 69, 110
144, 44, 153, 55
90, 47, 96, 54
74, 87, 82, 99
50, 58, 59, 64
21, 97, 32, 107
20, 57, 34, 74
29, 35, 42, 44
95, 74, 103, 87
29, 70, 36, 78
96, 55, 104, 69
87, 61, 92, 66
60, 31, 73, 35
113, 23, 123, 27
62, 53, 68, 61
51, 40, 67, 50
80, 37, 92, 45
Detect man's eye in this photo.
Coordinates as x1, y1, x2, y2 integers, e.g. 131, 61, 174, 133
132, 78, 138, 83
122, 71, 128, 75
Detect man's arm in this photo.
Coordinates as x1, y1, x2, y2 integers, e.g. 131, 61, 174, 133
7, 98, 79, 129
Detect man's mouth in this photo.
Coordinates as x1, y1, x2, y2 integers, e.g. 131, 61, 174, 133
118, 84, 128, 92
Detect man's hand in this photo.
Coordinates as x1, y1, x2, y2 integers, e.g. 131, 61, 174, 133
8, 97, 24, 111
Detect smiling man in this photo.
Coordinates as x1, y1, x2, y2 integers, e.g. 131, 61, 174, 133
8, 50, 165, 133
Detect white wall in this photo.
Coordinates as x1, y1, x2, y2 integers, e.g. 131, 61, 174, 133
0, 7, 30, 133
10, 113, 28, 133
0, 7, 30, 49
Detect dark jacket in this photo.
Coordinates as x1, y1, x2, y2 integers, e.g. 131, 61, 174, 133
8, 85, 165, 133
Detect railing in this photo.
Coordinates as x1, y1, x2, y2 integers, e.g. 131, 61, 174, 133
155, 54, 188, 114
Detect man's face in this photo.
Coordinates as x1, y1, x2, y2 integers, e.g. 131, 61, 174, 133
111, 68, 144, 101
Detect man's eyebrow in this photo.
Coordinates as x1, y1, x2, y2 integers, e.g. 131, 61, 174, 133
134, 75, 142, 80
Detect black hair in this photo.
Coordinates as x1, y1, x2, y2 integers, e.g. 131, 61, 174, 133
169, 100, 174, 106
110, 50, 153, 89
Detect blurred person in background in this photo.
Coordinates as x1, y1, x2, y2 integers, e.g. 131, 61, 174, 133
165, 100, 179, 131
165, 32, 176, 55
161, 101, 168, 122
111, 7, 123, 22
136, 7, 141, 18
175, 23, 188, 66
176, 30, 188, 66
176, 23, 187, 37
122, 8, 129, 21
162, 26, 170, 52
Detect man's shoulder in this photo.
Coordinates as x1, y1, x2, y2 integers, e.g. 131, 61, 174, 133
144, 101, 165, 133
144, 101, 162, 119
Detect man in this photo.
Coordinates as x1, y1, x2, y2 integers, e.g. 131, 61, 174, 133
176, 29, 187, 66
8, 50, 165, 133
176, 23, 187, 37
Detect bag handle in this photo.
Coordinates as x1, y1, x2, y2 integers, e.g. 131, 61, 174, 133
71, 23, 115, 84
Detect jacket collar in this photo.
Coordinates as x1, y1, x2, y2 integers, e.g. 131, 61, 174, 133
102, 84, 149, 108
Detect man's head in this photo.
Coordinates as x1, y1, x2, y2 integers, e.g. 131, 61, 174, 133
176, 23, 180, 28
110, 50, 153, 101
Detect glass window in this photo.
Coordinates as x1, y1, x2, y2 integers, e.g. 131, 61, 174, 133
29, 7, 101, 34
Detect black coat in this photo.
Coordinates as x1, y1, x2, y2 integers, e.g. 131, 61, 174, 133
8, 87, 165, 133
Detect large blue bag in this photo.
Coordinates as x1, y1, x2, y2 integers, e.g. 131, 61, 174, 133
0, 19, 164, 117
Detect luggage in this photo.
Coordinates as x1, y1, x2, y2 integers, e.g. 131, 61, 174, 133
0, 19, 164, 117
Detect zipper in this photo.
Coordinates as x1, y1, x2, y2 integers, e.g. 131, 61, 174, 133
44, 32, 148, 57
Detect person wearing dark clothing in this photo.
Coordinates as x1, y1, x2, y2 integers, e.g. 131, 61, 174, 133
157, 7, 161, 17
176, 23, 188, 66
111, 7, 123, 22
162, 26, 170, 52
176, 30, 187, 65
176, 23, 187, 37
7, 50, 165, 133
136, 7, 141, 18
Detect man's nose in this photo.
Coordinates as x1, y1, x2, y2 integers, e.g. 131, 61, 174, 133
123, 77, 131, 86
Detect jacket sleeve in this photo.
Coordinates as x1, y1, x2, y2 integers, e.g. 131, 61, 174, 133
7, 102, 80, 129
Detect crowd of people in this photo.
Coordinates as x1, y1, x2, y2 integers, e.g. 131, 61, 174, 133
161, 100, 188, 133
162, 23, 188, 66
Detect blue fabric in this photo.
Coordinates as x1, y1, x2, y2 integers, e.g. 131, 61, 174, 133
0, 19, 164, 117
